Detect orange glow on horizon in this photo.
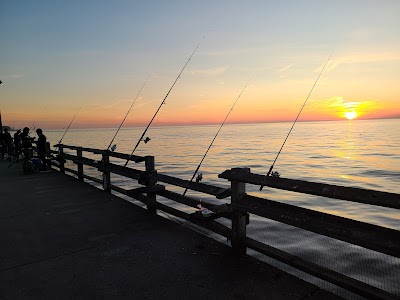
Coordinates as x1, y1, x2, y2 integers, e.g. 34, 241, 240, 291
3, 95, 398, 130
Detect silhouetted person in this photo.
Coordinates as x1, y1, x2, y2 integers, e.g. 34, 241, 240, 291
2, 128, 13, 158
20, 127, 33, 149
35, 128, 47, 171
19, 127, 35, 174
0, 132, 4, 157
13, 129, 21, 156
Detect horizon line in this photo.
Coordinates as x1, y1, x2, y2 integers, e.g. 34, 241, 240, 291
3, 116, 399, 131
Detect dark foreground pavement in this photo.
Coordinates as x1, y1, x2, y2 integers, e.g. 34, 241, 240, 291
0, 160, 341, 299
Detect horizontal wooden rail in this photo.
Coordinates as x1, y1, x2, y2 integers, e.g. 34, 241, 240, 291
109, 184, 149, 204
83, 174, 102, 184
235, 194, 400, 258
64, 167, 79, 176
54, 144, 105, 155
55, 144, 145, 163
108, 151, 146, 163
219, 168, 400, 209
155, 202, 232, 239
156, 173, 231, 199
100, 163, 144, 181
62, 153, 99, 168
157, 189, 218, 209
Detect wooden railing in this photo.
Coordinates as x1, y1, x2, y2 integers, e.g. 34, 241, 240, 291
52, 144, 400, 300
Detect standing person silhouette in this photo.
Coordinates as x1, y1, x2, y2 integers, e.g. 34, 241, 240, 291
3, 128, 13, 159
35, 128, 47, 171
13, 129, 21, 157
20, 127, 35, 174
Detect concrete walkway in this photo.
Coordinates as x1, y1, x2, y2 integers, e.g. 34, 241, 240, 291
0, 160, 341, 299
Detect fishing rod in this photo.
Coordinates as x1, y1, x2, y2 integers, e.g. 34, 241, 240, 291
259, 51, 334, 191
123, 37, 205, 167
57, 106, 81, 145
106, 75, 150, 152
182, 80, 251, 196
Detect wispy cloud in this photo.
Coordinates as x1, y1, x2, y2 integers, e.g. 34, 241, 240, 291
84, 99, 134, 111
201, 48, 253, 57
278, 64, 293, 73
190, 66, 229, 76
3, 74, 24, 79
315, 52, 400, 73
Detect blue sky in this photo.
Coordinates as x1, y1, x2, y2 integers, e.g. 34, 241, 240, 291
1, 0, 399, 128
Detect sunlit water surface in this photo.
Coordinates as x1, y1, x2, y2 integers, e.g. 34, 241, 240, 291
45, 119, 399, 297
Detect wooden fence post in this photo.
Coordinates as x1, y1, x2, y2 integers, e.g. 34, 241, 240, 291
58, 146, 65, 173
231, 167, 249, 255
145, 156, 157, 214
102, 151, 111, 192
77, 149, 83, 181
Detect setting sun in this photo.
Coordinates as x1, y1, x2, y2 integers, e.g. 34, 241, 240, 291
345, 111, 357, 120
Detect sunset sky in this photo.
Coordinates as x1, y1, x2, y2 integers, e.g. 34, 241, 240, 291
1, 0, 399, 129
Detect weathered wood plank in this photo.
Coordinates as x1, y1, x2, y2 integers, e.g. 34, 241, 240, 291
127, 184, 165, 195
64, 167, 78, 176
235, 194, 400, 258
101, 163, 144, 180
219, 168, 400, 209
50, 161, 60, 168
109, 184, 149, 204
108, 151, 146, 163
60, 153, 99, 168
127, 192, 150, 204
157, 189, 232, 221
155, 202, 232, 239
245, 238, 398, 300
82, 174, 102, 184
54, 144, 105, 155
156, 173, 230, 199
144, 156, 157, 214
101, 152, 111, 192
77, 149, 83, 181
231, 170, 248, 255
157, 189, 217, 209
109, 184, 128, 195
55, 144, 146, 163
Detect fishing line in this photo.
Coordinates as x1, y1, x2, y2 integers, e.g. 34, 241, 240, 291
57, 106, 82, 145
30, 109, 50, 131
106, 75, 150, 152
260, 51, 334, 191
182, 79, 251, 196
123, 36, 205, 167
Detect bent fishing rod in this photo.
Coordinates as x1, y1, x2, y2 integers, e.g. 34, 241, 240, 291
57, 106, 81, 145
106, 75, 150, 152
182, 80, 251, 196
123, 37, 204, 167
260, 51, 334, 191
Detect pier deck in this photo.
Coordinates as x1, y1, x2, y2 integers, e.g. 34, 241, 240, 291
0, 161, 340, 299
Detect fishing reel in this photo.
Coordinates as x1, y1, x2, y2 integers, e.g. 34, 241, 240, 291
271, 171, 280, 178
195, 173, 203, 183
142, 137, 151, 144
110, 144, 117, 152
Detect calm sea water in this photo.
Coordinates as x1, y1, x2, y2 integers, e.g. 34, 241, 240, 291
45, 118, 400, 297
